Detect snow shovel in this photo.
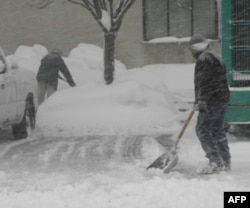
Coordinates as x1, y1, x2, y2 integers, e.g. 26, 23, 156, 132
146, 108, 195, 173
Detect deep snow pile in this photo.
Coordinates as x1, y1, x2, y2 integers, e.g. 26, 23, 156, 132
11, 44, 181, 136
1, 43, 249, 208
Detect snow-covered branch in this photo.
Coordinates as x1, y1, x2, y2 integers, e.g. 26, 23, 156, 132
68, 0, 135, 33
113, 0, 135, 31
68, 0, 109, 32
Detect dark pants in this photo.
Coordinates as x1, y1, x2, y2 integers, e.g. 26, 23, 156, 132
195, 101, 231, 165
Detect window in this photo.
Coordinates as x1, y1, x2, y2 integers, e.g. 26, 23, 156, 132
143, 0, 218, 41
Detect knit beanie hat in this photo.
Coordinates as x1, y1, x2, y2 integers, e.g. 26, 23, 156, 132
189, 34, 209, 51
51, 48, 63, 56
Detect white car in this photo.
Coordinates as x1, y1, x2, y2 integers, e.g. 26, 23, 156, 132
0, 48, 37, 139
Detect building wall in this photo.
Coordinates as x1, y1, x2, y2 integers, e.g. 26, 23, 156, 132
0, 0, 220, 69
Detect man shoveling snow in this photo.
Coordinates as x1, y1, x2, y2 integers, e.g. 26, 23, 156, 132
189, 34, 231, 174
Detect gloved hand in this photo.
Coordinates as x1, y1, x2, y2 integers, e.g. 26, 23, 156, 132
69, 81, 76, 87
197, 101, 208, 113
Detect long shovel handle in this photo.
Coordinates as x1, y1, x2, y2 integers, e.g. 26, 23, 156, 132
58, 74, 68, 83
175, 109, 195, 148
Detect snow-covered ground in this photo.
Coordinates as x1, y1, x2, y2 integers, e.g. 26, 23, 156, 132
0, 44, 249, 208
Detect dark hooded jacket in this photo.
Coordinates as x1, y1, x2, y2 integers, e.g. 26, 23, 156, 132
194, 47, 229, 104
36, 52, 75, 85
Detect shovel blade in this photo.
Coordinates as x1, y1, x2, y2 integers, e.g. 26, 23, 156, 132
163, 152, 178, 173
146, 152, 168, 170
147, 109, 194, 172
147, 148, 178, 172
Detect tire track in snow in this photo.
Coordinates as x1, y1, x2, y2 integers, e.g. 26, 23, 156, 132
121, 135, 144, 162
0, 134, 159, 175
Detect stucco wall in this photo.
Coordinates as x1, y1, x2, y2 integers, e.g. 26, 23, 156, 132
0, 0, 220, 69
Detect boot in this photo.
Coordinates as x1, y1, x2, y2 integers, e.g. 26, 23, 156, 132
200, 161, 223, 174
223, 159, 231, 171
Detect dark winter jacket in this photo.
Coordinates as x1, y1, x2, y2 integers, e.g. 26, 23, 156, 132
194, 48, 229, 104
36, 52, 75, 85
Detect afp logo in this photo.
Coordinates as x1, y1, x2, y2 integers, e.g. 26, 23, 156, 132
224, 192, 250, 208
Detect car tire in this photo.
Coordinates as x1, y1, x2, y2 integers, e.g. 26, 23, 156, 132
12, 114, 28, 140
12, 94, 36, 139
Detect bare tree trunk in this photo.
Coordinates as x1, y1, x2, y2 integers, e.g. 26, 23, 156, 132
67, 0, 136, 84
104, 32, 115, 85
